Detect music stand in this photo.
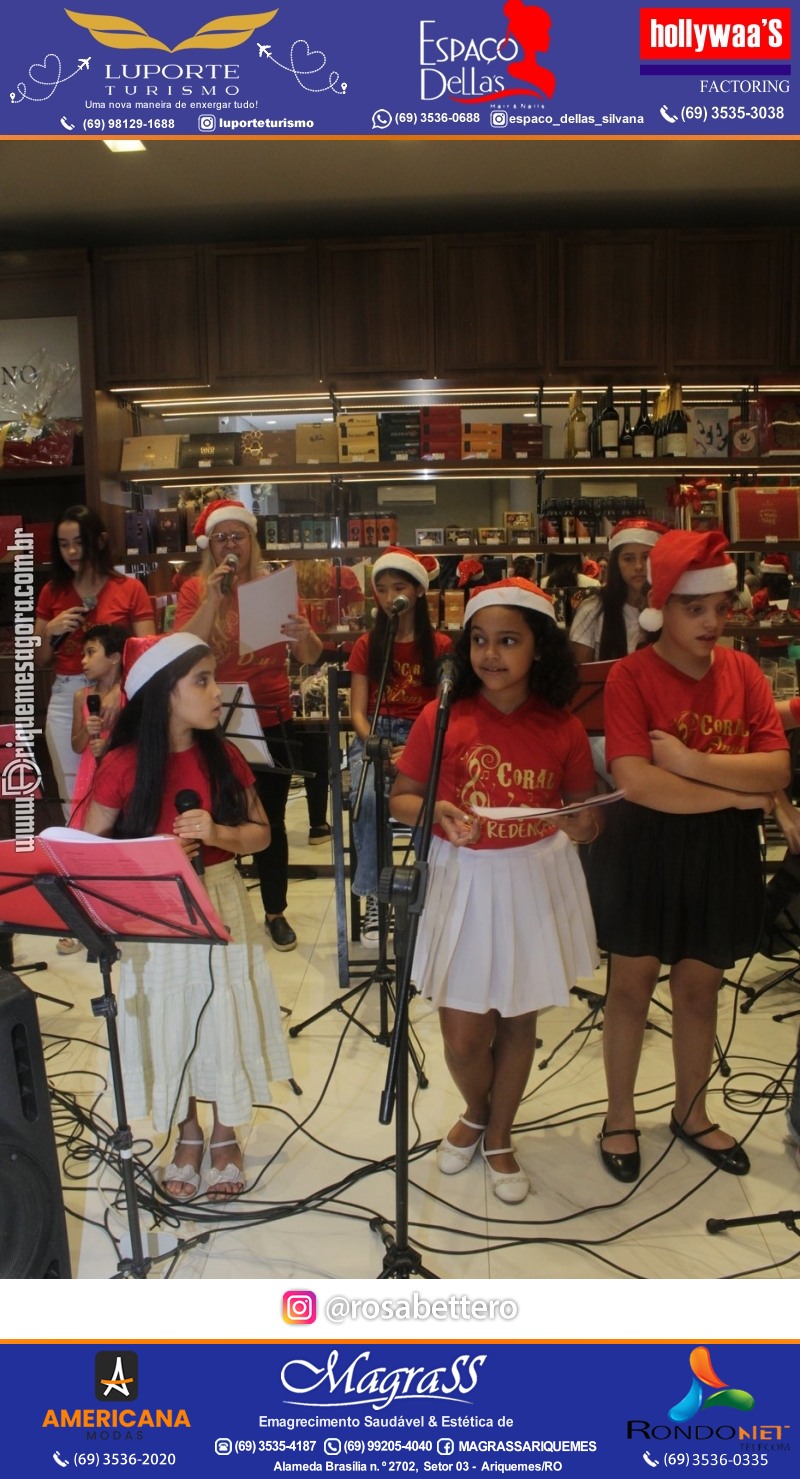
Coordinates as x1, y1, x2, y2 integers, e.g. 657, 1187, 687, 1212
219, 684, 318, 884
0, 830, 230, 1279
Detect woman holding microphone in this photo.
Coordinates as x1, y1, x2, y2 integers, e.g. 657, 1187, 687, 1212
175, 499, 322, 951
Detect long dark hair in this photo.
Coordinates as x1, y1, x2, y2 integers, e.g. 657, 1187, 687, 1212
595, 548, 632, 660
105, 643, 248, 837
367, 575, 437, 687
451, 608, 579, 710
50, 505, 116, 589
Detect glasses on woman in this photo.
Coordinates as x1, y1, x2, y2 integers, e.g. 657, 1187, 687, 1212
209, 530, 250, 545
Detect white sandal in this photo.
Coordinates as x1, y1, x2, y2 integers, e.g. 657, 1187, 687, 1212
436, 1116, 487, 1175
162, 1136, 205, 1201
56, 936, 83, 955
482, 1143, 530, 1204
205, 1137, 246, 1199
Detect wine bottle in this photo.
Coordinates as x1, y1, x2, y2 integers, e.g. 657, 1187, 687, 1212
633, 390, 655, 459
600, 385, 619, 458
565, 390, 589, 459
619, 405, 634, 461
665, 382, 688, 459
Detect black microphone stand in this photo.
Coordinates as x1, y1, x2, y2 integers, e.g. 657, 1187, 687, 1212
370, 672, 455, 1279
289, 612, 427, 1086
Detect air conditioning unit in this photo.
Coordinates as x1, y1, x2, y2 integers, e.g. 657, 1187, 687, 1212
377, 483, 437, 506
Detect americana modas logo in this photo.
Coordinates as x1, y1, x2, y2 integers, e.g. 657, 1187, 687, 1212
668, 1347, 754, 1422
95, 1351, 139, 1401
66, 8, 277, 52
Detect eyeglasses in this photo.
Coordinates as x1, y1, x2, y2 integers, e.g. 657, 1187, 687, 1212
209, 530, 250, 545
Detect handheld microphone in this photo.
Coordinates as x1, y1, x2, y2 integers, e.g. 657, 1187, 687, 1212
175, 788, 204, 875
86, 694, 102, 718
220, 552, 239, 596
50, 594, 97, 653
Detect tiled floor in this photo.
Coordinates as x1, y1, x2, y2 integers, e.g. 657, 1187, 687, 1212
12, 788, 800, 1283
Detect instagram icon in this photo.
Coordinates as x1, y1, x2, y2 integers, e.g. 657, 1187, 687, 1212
283, 1290, 317, 1324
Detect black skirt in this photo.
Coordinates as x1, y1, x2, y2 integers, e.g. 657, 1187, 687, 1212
585, 800, 764, 969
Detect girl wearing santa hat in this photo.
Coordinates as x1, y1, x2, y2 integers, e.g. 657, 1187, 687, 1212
587, 529, 789, 1184
390, 578, 600, 1204
175, 499, 323, 952
79, 632, 293, 1202
570, 518, 668, 664
346, 549, 453, 945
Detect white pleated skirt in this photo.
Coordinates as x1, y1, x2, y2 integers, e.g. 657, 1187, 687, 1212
411, 831, 599, 1017
116, 859, 293, 1132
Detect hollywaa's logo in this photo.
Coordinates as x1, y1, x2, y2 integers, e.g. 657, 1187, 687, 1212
420, 1, 556, 104
667, 1346, 755, 1423
65, 7, 278, 52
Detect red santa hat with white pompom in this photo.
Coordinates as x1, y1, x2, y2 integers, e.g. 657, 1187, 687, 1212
639, 529, 738, 633
192, 498, 257, 549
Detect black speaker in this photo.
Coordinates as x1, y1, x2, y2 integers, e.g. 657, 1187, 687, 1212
0, 972, 71, 1278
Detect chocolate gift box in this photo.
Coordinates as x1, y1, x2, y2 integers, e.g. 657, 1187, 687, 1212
727, 486, 800, 543
177, 433, 239, 468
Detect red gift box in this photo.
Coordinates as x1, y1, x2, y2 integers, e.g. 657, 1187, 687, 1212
727, 486, 800, 542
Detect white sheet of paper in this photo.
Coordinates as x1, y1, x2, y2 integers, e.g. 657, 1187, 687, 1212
237, 563, 298, 653
471, 789, 625, 821
218, 682, 274, 768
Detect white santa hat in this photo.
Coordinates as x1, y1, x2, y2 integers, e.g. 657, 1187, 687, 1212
370, 546, 430, 592
639, 529, 737, 633
464, 577, 556, 625
123, 633, 210, 701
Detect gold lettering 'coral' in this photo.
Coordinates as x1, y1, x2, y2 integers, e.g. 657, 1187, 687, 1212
65, 10, 278, 52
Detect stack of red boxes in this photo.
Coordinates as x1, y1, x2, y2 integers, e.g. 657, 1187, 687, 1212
461, 421, 503, 460
379, 412, 421, 462
420, 406, 462, 462
501, 422, 549, 462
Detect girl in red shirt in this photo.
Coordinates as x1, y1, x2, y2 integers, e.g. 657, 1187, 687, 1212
391, 578, 600, 1205
587, 530, 789, 1184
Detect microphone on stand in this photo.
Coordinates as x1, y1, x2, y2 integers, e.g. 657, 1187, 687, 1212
371, 593, 411, 620
175, 788, 204, 875
437, 656, 457, 710
220, 553, 239, 596
50, 594, 97, 652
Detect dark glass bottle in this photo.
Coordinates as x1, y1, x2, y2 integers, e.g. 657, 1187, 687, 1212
619, 405, 634, 461
665, 382, 688, 459
600, 385, 619, 458
633, 390, 655, 459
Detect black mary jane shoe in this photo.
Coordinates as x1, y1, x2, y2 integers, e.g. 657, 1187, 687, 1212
669, 1115, 750, 1176
265, 915, 297, 952
598, 1122, 641, 1183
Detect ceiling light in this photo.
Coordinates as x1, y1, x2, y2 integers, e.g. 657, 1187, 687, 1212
103, 139, 147, 153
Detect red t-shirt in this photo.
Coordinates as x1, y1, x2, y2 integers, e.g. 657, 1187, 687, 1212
347, 630, 453, 719
604, 645, 787, 764
36, 574, 154, 675
90, 740, 255, 867
398, 692, 596, 849
176, 573, 295, 726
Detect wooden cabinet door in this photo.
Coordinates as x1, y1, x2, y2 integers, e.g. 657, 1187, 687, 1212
206, 243, 320, 387
783, 232, 800, 373
320, 238, 433, 379
93, 247, 207, 387
553, 231, 666, 379
434, 234, 548, 381
667, 229, 781, 377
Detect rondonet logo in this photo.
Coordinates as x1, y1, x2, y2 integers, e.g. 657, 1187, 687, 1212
640, 8, 792, 61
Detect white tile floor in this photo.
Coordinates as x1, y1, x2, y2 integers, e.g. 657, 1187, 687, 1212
13, 788, 800, 1283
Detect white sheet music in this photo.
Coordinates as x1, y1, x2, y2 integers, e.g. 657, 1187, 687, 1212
218, 683, 274, 768
471, 789, 625, 821
237, 563, 298, 653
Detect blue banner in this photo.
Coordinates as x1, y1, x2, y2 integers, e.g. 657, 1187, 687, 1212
1, 1, 796, 138
0, 1339, 796, 1470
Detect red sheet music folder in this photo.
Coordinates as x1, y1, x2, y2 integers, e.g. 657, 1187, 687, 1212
0, 829, 231, 943
568, 659, 616, 734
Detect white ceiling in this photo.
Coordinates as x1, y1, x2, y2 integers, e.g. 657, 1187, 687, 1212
2, 138, 800, 247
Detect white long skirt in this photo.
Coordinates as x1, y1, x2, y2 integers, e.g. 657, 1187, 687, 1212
411, 832, 598, 1017
116, 859, 292, 1131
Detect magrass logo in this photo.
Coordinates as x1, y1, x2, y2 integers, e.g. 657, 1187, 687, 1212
95, 1351, 139, 1401
668, 1346, 755, 1422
